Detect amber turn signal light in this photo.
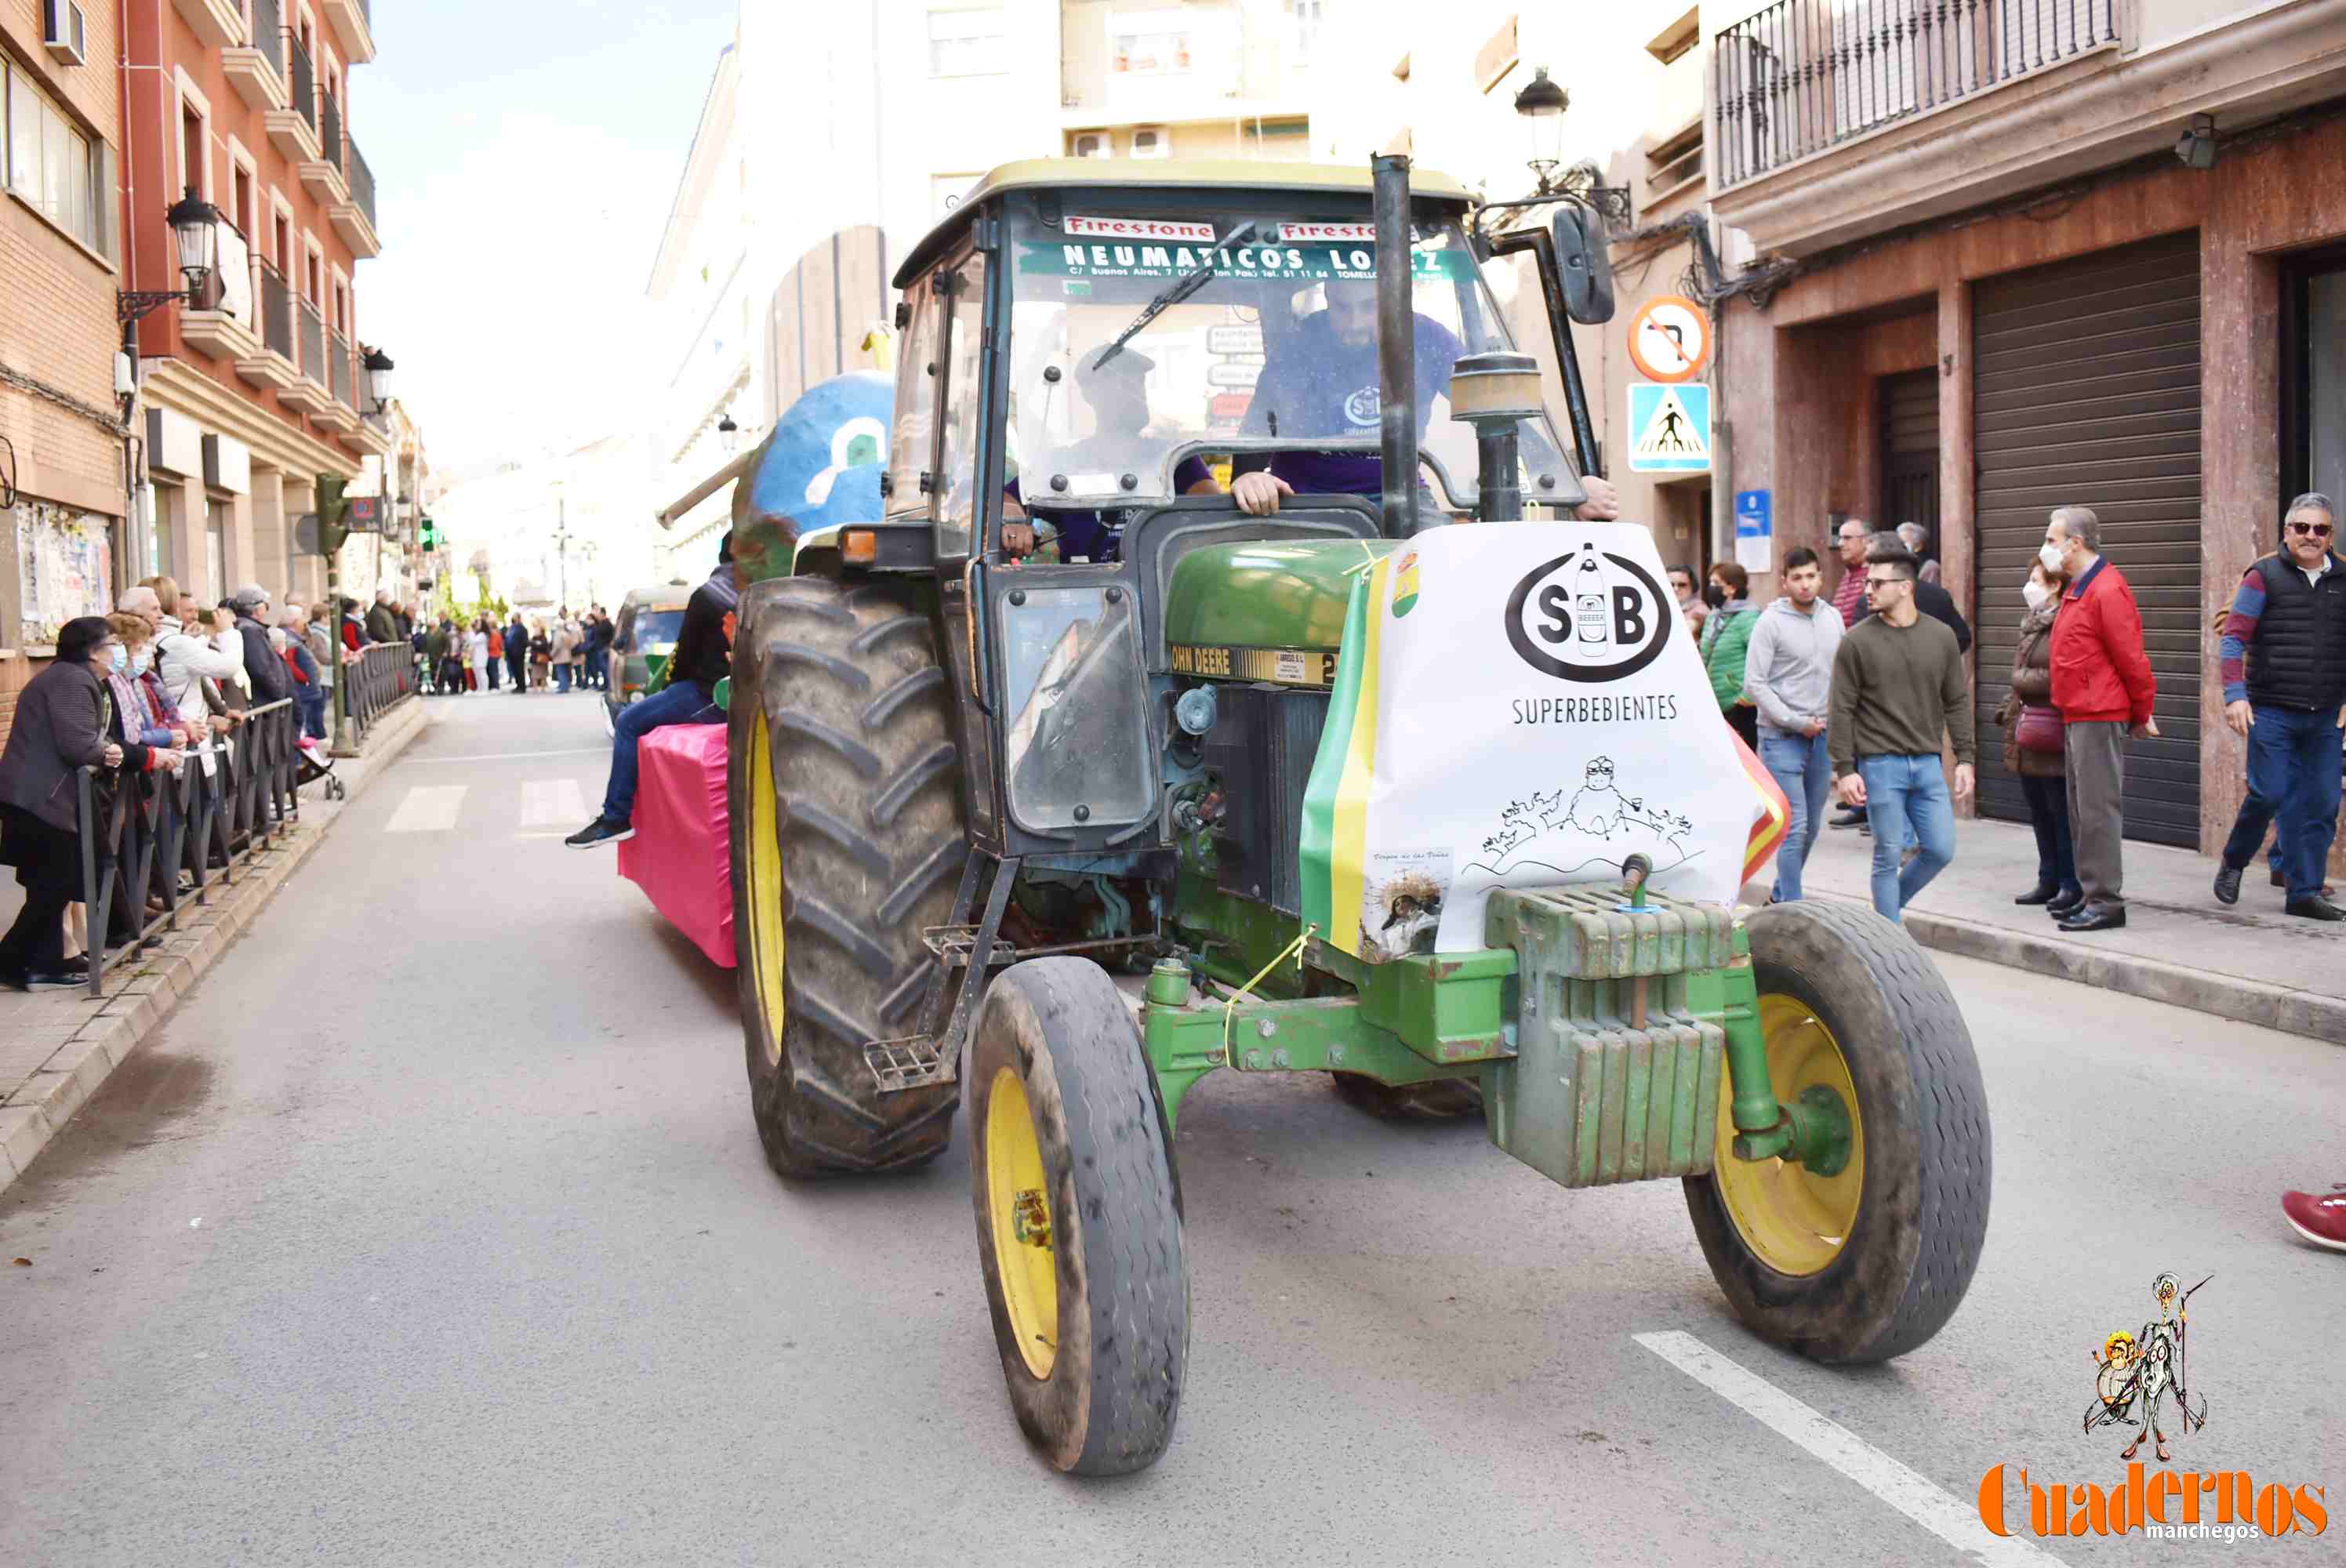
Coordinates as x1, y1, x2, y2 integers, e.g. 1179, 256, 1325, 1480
841, 529, 877, 564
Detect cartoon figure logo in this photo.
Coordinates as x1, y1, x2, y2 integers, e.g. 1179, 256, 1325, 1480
2084, 1272, 2210, 1464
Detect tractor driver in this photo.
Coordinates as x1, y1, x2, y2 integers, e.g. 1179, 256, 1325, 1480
1004, 349, 1219, 562
1227, 275, 1620, 523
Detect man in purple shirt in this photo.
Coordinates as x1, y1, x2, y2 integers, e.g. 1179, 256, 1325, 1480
1229, 277, 1617, 521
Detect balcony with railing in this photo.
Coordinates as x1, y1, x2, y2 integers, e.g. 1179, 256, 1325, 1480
234, 256, 301, 391
332, 132, 381, 257
329, 328, 353, 408
280, 299, 336, 415
266, 34, 321, 162
1712, 0, 2120, 189
323, 0, 377, 67
223, 0, 289, 111
300, 79, 349, 204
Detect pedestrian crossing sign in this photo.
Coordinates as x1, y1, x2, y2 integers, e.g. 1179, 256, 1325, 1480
1628, 383, 1711, 474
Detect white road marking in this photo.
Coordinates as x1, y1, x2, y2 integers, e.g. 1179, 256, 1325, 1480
519, 778, 588, 829
407, 747, 609, 765
1634, 1331, 2067, 1567
383, 785, 468, 833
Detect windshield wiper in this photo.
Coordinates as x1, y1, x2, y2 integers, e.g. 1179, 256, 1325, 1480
1091, 221, 1257, 373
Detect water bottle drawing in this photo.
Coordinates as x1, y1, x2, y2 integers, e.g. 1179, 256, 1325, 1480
1574, 547, 1611, 648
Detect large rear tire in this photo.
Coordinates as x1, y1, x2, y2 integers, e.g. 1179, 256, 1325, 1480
1683, 900, 1990, 1363
730, 575, 967, 1178
968, 958, 1188, 1475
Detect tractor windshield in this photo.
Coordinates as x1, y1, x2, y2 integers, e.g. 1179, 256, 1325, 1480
1007, 210, 1571, 508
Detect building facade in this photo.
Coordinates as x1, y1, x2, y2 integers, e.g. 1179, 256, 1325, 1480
1702, 0, 2346, 858
643, 2, 1330, 579
2, 0, 130, 738
122, 0, 386, 615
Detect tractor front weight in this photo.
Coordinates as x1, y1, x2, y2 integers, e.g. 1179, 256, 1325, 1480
1142, 890, 1848, 1194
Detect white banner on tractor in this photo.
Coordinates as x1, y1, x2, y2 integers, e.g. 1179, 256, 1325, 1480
1300, 524, 1788, 962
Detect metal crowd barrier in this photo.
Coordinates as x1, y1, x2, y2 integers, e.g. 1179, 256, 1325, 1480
74, 699, 303, 999
343, 640, 416, 744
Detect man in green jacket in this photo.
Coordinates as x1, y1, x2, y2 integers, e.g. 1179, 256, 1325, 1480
1701, 561, 1760, 749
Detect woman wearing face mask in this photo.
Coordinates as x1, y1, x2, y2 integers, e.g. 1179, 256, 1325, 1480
1995, 560, 2079, 909
1701, 561, 1761, 748
0, 618, 183, 988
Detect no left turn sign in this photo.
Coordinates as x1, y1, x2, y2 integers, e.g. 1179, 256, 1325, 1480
1628, 295, 1712, 383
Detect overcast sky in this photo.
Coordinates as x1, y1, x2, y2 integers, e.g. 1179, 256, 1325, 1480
356, 1, 739, 484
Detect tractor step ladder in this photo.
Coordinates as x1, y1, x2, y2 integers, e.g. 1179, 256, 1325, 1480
862, 853, 1018, 1095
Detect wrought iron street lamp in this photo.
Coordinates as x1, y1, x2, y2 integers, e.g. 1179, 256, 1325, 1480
717, 414, 741, 456
118, 187, 223, 328
1514, 67, 1568, 194
362, 346, 395, 414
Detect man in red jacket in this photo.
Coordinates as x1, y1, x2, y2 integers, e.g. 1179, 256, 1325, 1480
2045, 506, 2158, 931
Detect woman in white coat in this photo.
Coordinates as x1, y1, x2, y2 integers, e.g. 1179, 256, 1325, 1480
467, 618, 491, 693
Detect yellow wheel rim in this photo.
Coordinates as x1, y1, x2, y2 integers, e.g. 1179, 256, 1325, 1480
1714, 994, 1865, 1277
985, 1066, 1059, 1380
745, 711, 786, 1061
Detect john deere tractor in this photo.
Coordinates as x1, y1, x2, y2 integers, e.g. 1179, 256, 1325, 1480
724, 157, 1991, 1476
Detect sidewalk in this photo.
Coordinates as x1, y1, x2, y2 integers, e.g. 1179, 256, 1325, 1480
0, 698, 430, 1193
1786, 808, 2346, 1044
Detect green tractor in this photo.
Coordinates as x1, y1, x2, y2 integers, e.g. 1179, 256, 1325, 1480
724, 157, 1991, 1476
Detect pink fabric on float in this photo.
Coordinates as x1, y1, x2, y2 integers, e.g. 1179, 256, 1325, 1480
616, 720, 736, 967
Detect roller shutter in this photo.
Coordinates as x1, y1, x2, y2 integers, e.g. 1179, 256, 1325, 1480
1972, 232, 2202, 848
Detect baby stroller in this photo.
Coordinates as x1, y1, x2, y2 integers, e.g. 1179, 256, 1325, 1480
296, 731, 345, 800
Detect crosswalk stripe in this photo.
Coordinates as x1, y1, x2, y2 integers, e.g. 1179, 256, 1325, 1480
520, 778, 588, 829
383, 785, 468, 833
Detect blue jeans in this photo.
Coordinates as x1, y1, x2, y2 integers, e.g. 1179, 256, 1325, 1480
2221, 703, 2344, 900
600, 681, 720, 826
1856, 753, 1956, 921
555, 662, 572, 693
1759, 728, 1831, 902
294, 687, 328, 740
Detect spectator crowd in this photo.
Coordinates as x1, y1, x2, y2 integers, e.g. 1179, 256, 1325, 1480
417, 608, 613, 696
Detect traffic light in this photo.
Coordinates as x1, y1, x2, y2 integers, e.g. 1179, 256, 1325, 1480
313, 475, 350, 555
419, 515, 439, 550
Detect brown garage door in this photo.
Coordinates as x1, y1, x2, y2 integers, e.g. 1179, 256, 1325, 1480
1972, 231, 2202, 848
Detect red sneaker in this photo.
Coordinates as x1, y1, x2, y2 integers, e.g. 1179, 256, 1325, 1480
2280, 1186, 2346, 1252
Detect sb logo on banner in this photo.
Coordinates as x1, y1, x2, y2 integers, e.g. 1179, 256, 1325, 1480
1503, 544, 1672, 683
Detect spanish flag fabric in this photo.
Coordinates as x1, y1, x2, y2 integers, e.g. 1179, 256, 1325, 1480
1300, 525, 1789, 961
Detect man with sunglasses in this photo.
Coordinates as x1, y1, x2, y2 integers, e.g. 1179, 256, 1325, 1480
1827, 546, 1974, 922
2044, 505, 2158, 932
2213, 493, 2346, 920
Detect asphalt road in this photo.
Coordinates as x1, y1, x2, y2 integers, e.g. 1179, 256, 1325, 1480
3, 690, 2341, 1566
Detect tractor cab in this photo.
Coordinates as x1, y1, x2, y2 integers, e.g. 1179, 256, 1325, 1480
843, 159, 1593, 861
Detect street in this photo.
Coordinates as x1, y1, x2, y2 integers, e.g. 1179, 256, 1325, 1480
0, 690, 2336, 1565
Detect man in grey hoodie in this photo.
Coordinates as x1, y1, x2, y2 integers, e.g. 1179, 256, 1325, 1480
1743, 546, 1844, 902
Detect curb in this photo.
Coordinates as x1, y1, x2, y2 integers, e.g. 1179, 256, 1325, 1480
0, 699, 430, 1195
1816, 893, 2346, 1046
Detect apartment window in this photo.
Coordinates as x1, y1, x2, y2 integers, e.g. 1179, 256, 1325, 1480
232, 163, 253, 237
1112, 13, 1193, 76
273, 208, 290, 267
3, 56, 101, 249
928, 8, 1007, 77
182, 102, 205, 194
1288, 0, 1326, 65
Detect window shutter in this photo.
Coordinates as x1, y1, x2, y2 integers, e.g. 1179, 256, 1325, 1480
94, 140, 118, 264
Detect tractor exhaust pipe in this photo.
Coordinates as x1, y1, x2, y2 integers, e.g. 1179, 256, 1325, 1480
1371, 154, 1422, 539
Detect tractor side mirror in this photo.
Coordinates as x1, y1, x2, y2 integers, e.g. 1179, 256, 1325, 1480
1550, 205, 1615, 325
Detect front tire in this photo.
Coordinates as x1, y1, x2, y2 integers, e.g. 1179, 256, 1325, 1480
730, 575, 966, 1178
1683, 900, 1990, 1363
968, 958, 1188, 1475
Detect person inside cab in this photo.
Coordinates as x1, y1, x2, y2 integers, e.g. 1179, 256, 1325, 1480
1004, 350, 1219, 562
1227, 274, 1618, 523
